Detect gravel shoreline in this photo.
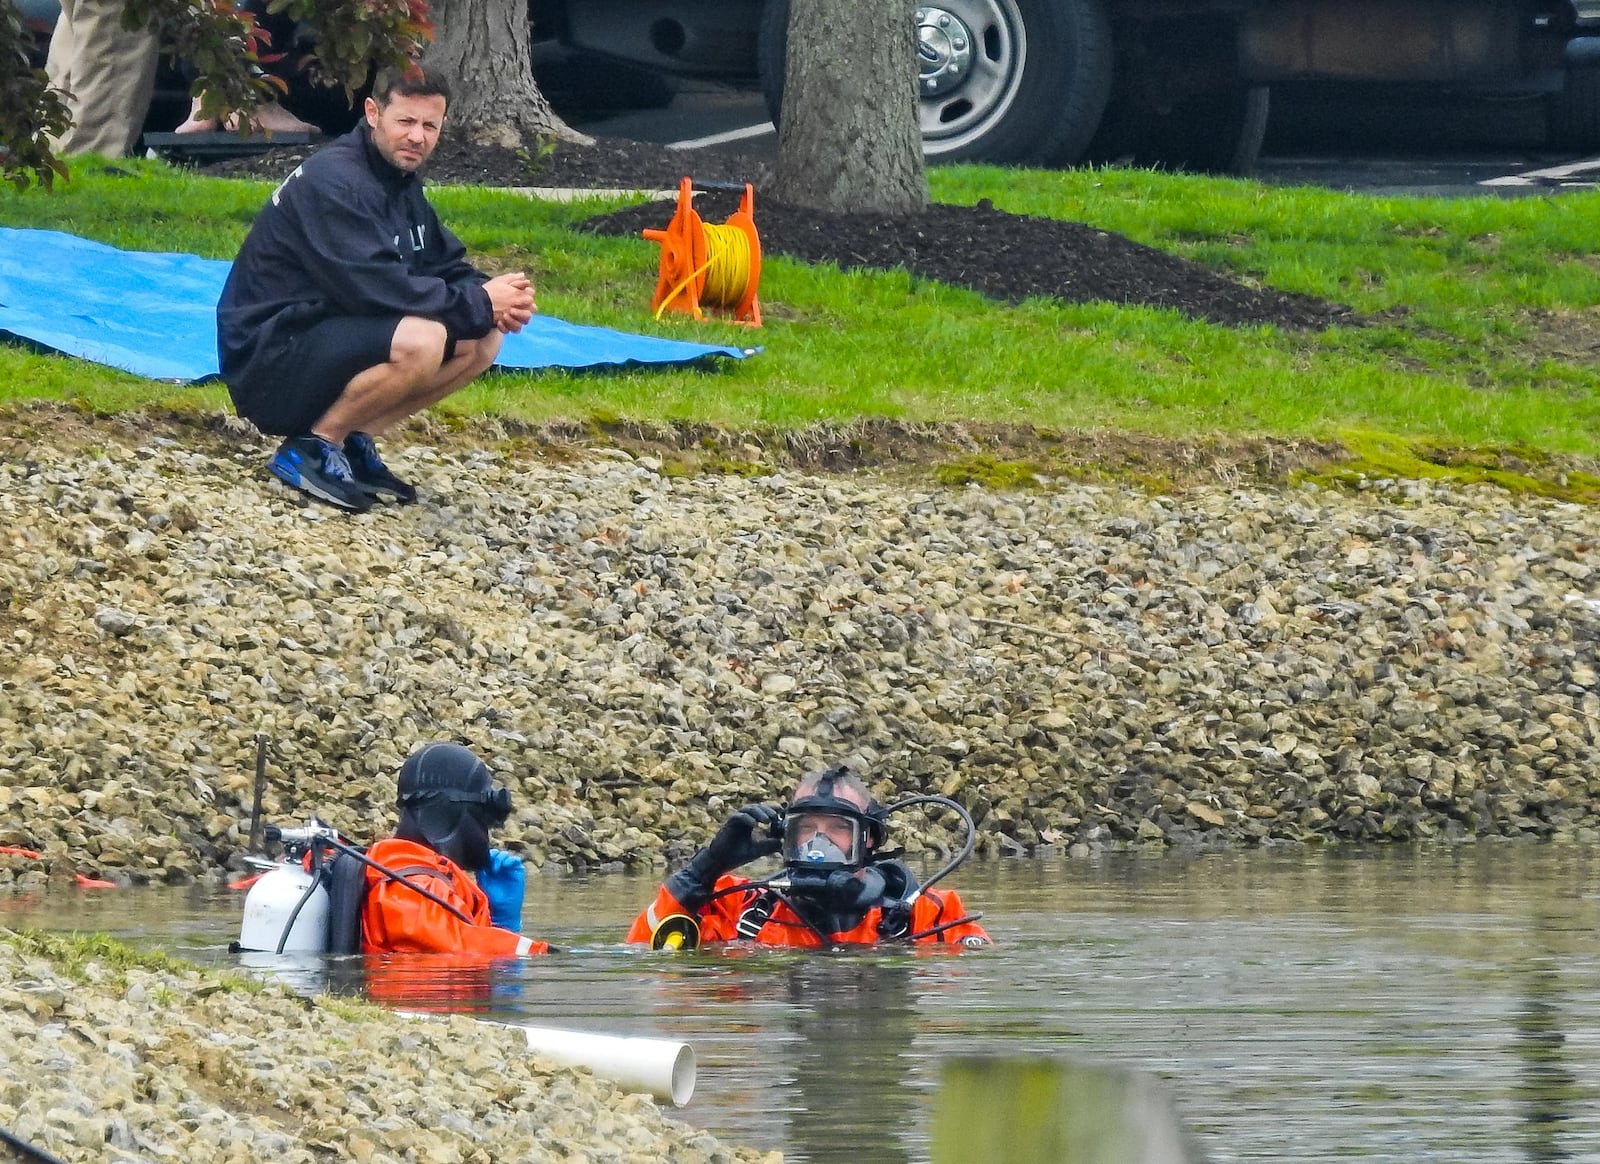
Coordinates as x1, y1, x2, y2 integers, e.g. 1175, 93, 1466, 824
0, 930, 775, 1164
1, 414, 1598, 894
3, 411, 1596, 1161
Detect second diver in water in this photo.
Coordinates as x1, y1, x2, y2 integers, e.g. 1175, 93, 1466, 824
362, 741, 549, 957
627, 765, 992, 949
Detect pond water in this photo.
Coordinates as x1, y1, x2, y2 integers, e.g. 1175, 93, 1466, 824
6, 844, 1600, 1163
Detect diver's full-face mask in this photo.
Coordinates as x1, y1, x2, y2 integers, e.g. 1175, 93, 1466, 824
404, 784, 512, 827
781, 765, 886, 881
782, 811, 867, 871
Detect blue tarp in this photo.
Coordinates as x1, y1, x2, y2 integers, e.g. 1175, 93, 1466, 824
0, 226, 752, 382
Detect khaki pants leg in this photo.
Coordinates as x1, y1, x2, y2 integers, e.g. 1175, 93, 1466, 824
46, 0, 160, 156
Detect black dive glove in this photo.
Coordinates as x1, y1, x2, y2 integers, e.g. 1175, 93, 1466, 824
665, 803, 784, 910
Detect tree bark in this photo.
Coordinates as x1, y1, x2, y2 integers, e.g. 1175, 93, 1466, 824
421, 0, 591, 146
772, 0, 926, 214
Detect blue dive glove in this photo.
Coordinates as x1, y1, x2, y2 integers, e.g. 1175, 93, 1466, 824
478, 848, 526, 933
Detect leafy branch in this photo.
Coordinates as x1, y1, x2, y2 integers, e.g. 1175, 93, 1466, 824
0, 0, 433, 191
0, 5, 72, 189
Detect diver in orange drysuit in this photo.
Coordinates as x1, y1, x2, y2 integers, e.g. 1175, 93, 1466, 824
362, 741, 548, 958
627, 765, 992, 950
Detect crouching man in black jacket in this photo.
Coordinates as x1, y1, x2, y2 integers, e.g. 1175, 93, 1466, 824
216, 66, 536, 513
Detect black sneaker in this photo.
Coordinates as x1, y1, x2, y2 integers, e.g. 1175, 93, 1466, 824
344, 432, 418, 504
268, 435, 372, 513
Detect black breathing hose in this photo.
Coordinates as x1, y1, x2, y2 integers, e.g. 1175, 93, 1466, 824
326, 835, 478, 927
274, 840, 329, 955
900, 911, 985, 943
880, 793, 976, 900
768, 885, 836, 944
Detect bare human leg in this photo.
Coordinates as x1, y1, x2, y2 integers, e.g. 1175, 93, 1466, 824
226, 102, 321, 135
179, 95, 321, 136
310, 321, 504, 443
356, 333, 506, 436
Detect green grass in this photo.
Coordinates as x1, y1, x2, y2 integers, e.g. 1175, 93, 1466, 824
2, 927, 260, 991
3, 154, 1598, 474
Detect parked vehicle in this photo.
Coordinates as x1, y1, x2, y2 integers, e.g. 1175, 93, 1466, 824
531, 0, 1600, 172
22, 0, 1599, 171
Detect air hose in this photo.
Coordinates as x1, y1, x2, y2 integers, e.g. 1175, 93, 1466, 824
654, 220, 756, 320
881, 793, 977, 899
643, 177, 763, 326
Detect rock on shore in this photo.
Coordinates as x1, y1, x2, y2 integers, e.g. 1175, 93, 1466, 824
0, 929, 774, 1163
1, 418, 1597, 886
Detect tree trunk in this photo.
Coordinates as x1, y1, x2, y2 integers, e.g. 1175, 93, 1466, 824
772, 0, 926, 213
421, 0, 591, 146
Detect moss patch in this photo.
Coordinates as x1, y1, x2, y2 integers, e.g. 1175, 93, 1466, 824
3, 400, 1596, 502
3, 928, 250, 990
1297, 430, 1600, 503
934, 454, 1046, 489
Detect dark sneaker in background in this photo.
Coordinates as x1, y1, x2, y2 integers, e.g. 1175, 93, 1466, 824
344, 431, 418, 504
268, 435, 373, 513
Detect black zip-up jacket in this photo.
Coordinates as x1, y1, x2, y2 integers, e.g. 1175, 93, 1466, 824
215, 121, 494, 390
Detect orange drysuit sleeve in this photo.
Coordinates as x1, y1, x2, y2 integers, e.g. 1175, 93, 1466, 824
626, 874, 758, 945
361, 837, 547, 957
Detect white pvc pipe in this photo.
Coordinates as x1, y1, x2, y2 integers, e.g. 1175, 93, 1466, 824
511, 1023, 696, 1107
399, 1012, 697, 1107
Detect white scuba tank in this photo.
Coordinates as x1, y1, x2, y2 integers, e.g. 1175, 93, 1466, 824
238, 861, 330, 953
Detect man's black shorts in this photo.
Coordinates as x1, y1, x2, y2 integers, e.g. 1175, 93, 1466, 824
229, 315, 400, 437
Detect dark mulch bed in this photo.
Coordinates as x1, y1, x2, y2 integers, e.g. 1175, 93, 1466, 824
200, 130, 1358, 330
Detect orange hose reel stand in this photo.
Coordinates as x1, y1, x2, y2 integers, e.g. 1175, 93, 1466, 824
643, 177, 763, 327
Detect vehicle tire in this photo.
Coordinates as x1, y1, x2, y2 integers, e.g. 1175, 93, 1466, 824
1548, 64, 1600, 152
1086, 82, 1269, 175
758, 0, 1113, 165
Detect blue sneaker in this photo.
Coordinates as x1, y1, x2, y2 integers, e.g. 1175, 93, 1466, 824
268, 435, 372, 513
344, 432, 417, 504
